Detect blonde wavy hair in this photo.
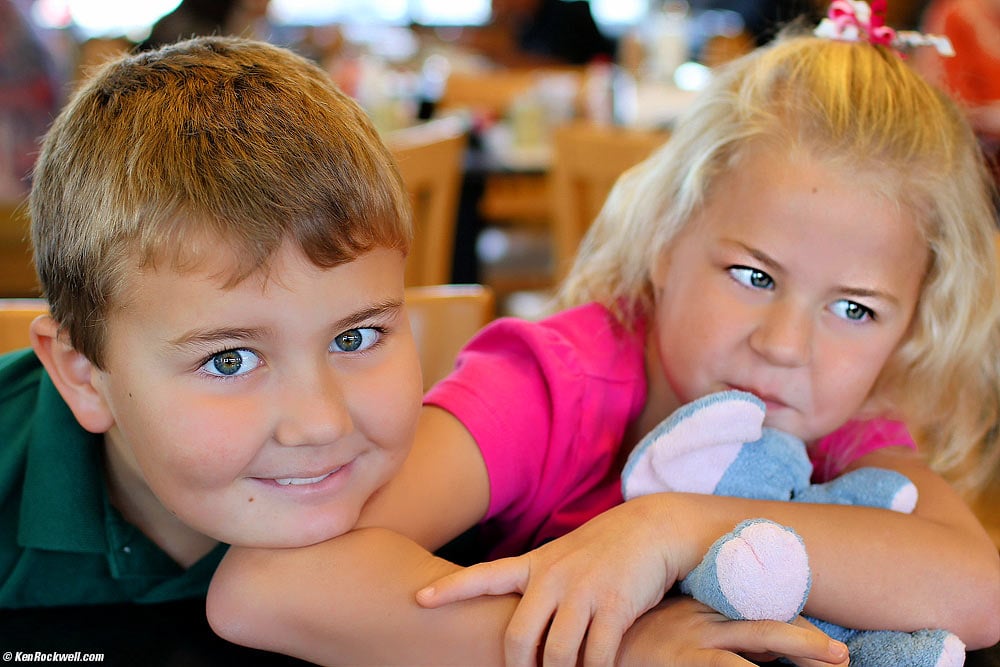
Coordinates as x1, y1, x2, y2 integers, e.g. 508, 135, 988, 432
30, 36, 411, 369
556, 35, 1000, 495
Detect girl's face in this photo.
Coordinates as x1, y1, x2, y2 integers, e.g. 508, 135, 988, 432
648, 146, 928, 443
92, 244, 422, 550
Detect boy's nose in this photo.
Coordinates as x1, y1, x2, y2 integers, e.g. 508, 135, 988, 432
749, 302, 813, 368
273, 369, 353, 447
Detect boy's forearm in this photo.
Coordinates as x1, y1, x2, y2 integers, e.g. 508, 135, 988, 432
207, 527, 518, 666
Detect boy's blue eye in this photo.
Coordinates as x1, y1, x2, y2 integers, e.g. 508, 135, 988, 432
332, 328, 381, 353
729, 266, 774, 290
831, 300, 874, 322
202, 349, 260, 377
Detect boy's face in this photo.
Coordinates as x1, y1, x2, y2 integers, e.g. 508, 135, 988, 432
91, 244, 422, 549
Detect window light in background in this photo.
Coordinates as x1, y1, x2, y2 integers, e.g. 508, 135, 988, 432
30, 0, 649, 39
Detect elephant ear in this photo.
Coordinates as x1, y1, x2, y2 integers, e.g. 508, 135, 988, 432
622, 390, 766, 499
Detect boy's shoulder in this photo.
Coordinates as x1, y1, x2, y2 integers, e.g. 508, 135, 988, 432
0, 348, 45, 423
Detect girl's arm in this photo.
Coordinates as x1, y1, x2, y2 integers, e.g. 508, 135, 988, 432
422, 446, 1000, 658
207, 529, 848, 667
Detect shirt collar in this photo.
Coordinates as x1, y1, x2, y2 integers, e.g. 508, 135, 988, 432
18, 374, 108, 553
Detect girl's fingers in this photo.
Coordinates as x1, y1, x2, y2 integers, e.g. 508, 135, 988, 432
504, 591, 559, 667
416, 557, 529, 608
581, 609, 632, 667
541, 602, 592, 667
719, 619, 849, 666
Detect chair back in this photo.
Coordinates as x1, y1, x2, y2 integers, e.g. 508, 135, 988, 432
549, 122, 669, 280
0, 200, 39, 297
388, 117, 468, 286
405, 284, 494, 391
0, 299, 47, 355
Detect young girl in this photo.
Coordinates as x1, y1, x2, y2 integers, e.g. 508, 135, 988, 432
207, 24, 1000, 667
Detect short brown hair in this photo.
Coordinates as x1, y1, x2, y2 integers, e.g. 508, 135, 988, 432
30, 36, 410, 367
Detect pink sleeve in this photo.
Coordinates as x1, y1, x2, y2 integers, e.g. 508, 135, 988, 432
810, 419, 917, 483
423, 306, 646, 557
424, 319, 558, 523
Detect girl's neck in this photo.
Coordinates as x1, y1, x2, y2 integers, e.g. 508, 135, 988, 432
621, 328, 683, 463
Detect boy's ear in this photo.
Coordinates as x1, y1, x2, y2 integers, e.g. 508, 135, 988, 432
30, 315, 115, 434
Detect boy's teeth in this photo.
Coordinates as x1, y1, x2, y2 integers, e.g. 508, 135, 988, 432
275, 471, 334, 486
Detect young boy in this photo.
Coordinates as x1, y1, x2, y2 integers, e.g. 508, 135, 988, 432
0, 36, 423, 607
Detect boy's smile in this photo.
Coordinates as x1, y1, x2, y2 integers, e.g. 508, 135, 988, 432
88, 244, 422, 560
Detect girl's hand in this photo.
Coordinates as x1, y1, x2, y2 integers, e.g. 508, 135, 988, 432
417, 499, 681, 667
618, 596, 850, 667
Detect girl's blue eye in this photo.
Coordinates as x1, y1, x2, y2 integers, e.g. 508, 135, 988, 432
729, 266, 775, 290
202, 349, 260, 377
831, 300, 874, 322
332, 328, 381, 353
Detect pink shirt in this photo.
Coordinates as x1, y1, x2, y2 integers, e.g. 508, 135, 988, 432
425, 303, 916, 558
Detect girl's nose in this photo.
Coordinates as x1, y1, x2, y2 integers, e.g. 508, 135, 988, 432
749, 302, 813, 368
273, 369, 353, 447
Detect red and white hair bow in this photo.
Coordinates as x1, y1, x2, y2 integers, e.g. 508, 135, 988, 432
814, 0, 955, 56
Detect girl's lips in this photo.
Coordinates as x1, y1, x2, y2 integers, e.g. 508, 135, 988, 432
728, 384, 789, 409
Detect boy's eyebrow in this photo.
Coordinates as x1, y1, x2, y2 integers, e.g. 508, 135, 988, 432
168, 300, 407, 349
168, 326, 273, 349
331, 299, 405, 331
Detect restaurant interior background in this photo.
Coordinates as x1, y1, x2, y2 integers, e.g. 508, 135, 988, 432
1, 3, 999, 661
1, 0, 935, 317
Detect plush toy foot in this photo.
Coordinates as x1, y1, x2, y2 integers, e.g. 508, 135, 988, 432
795, 466, 918, 513
810, 620, 966, 667
622, 391, 767, 499
680, 519, 810, 622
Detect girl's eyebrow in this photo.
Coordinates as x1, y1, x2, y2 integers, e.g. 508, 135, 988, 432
168, 299, 405, 349
729, 240, 901, 306
834, 286, 900, 306
727, 240, 784, 273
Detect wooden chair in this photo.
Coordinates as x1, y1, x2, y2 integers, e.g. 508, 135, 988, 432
548, 122, 670, 280
388, 117, 469, 287
405, 284, 494, 391
0, 200, 40, 297
0, 298, 47, 354
437, 67, 581, 119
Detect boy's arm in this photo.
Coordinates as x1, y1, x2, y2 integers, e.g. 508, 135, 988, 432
207, 406, 515, 664
207, 527, 516, 666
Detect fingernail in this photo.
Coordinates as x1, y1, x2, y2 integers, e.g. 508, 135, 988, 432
829, 640, 848, 659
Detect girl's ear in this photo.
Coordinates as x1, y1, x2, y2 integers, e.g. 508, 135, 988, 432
651, 245, 671, 290
30, 315, 114, 434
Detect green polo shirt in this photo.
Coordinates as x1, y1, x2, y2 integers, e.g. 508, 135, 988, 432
0, 348, 227, 608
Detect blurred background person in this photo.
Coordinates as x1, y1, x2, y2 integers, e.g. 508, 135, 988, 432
140, 0, 272, 50
914, 0, 1000, 212
460, 0, 617, 67
0, 0, 59, 200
